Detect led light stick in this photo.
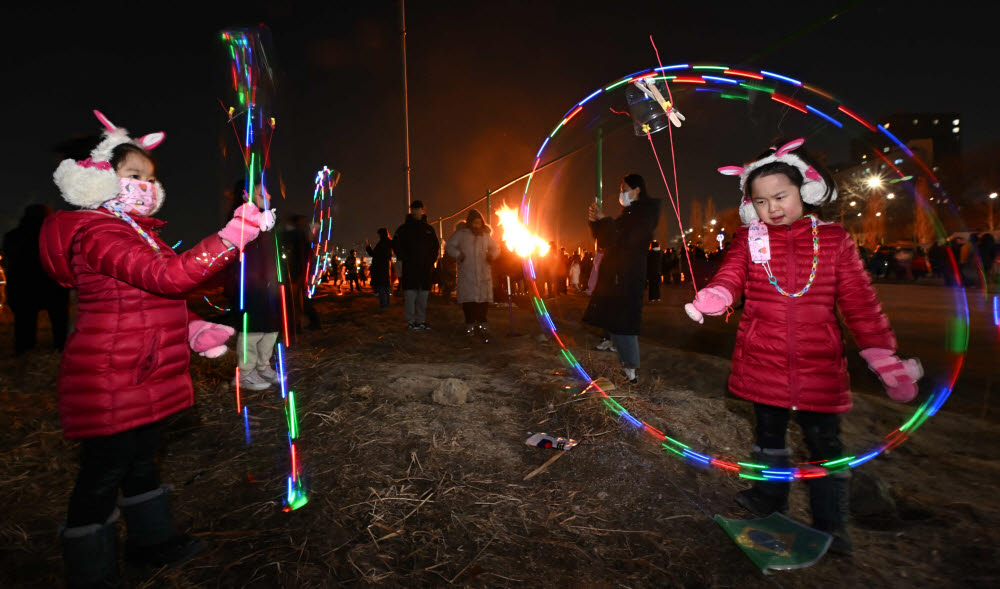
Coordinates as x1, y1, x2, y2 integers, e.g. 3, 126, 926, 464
220, 26, 307, 511
518, 62, 968, 480
306, 166, 341, 298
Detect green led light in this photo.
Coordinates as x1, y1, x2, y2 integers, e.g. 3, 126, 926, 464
605, 78, 630, 91
720, 93, 750, 101
242, 312, 248, 363
549, 120, 566, 138
949, 317, 969, 353
739, 82, 775, 94
692, 65, 729, 70
287, 390, 299, 439
737, 461, 766, 470
739, 473, 767, 481
821, 456, 854, 468
662, 443, 685, 457
664, 435, 690, 450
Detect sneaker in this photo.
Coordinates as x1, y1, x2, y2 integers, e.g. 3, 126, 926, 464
476, 322, 491, 343
257, 365, 281, 384
407, 323, 420, 331
465, 324, 476, 336
416, 322, 431, 331
595, 338, 616, 352
623, 368, 638, 384
237, 370, 271, 391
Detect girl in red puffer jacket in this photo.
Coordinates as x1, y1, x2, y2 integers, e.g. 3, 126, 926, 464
684, 138, 922, 556
41, 111, 274, 588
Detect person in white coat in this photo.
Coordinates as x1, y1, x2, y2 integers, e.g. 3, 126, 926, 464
445, 209, 499, 338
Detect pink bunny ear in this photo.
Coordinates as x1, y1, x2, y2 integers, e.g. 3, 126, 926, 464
804, 166, 822, 182
93, 110, 116, 132
774, 138, 805, 157
138, 132, 165, 150
718, 166, 745, 176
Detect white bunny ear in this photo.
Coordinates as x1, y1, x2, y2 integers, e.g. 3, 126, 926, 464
93, 110, 116, 132
718, 166, 745, 176
138, 132, 165, 150
774, 138, 805, 157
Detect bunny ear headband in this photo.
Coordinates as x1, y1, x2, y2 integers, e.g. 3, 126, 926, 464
718, 137, 837, 224
53, 110, 167, 213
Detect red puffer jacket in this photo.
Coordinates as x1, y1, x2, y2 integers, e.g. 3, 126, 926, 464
708, 217, 895, 413
39, 210, 237, 438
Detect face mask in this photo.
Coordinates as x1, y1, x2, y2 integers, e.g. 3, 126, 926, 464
112, 177, 158, 216
619, 190, 634, 208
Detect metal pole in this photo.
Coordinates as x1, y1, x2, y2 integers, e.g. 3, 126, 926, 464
486, 189, 491, 226
401, 0, 412, 207
595, 127, 603, 208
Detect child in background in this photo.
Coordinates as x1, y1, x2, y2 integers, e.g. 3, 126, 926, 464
42, 110, 272, 587
685, 138, 922, 555
226, 181, 283, 391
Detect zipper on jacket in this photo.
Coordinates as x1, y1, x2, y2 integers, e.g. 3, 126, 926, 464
786, 226, 798, 410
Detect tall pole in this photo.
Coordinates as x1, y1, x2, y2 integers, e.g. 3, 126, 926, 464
401, 0, 412, 207
486, 189, 491, 226
595, 127, 603, 208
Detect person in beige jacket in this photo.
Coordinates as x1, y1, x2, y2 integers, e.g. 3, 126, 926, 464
445, 209, 499, 338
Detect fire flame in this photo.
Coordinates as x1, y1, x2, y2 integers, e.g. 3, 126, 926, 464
496, 204, 550, 258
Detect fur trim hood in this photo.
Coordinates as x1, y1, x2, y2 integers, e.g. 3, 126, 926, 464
454, 220, 493, 236
53, 110, 166, 214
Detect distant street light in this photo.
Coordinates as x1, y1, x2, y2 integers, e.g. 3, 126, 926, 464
887, 193, 895, 199
850, 201, 857, 207
710, 219, 717, 225
866, 176, 882, 189
990, 192, 998, 231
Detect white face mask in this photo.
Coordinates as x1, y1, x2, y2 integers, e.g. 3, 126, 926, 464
619, 190, 634, 208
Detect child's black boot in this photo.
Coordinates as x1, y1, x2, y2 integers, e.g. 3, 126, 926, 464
734, 446, 791, 517
119, 485, 204, 568
809, 472, 853, 556
61, 509, 121, 589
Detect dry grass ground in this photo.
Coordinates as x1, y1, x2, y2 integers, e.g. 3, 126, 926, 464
0, 285, 997, 587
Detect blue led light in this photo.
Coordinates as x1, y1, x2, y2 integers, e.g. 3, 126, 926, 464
806, 105, 844, 128
702, 75, 738, 84
655, 64, 689, 71
760, 70, 802, 86
878, 125, 915, 157
578, 88, 603, 107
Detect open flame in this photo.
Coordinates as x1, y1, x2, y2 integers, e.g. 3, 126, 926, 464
495, 204, 550, 258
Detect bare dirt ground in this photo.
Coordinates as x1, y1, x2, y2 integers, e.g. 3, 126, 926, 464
1, 284, 997, 588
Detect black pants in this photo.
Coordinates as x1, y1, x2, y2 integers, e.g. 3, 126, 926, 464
11, 296, 69, 353
754, 403, 843, 461
66, 421, 162, 527
462, 302, 489, 324
648, 275, 662, 301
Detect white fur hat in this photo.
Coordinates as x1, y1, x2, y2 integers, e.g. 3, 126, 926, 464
53, 110, 166, 213
718, 138, 837, 224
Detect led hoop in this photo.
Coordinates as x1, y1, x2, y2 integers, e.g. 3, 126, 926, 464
306, 167, 340, 298
519, 63, 968, 479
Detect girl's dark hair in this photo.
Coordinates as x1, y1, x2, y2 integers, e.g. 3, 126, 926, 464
622, 173, 649, 199
109, 142, 155, 172
743, 139, 836, 212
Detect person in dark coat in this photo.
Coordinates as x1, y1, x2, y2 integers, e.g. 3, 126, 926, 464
365, 227, 393, 309
345, 250, 361, 292
647, 240, 663, 302
281, 214, 321, 334
583, 174, 660, 383
2, 204, 70, 353
393, 200, 440, 330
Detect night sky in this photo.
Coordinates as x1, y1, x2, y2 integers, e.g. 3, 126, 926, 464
2, 1, 996, 251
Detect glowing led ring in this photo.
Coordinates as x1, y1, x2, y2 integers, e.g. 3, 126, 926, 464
519, 63, 969, 479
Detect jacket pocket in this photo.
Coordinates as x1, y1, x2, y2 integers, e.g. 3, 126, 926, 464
824, 323, 844, 359
133, 332, 161, 385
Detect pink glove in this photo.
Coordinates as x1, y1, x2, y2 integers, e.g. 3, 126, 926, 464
684, 286, 734, 324
859, 348, 923, 402
219, 203, 268, 250
188, 319, 236, 358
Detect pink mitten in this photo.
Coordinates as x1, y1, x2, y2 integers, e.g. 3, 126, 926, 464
859, 348, 923, 402
188, 319, 236, 358
684, 286, 734, 324
218, 202, 264, 250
